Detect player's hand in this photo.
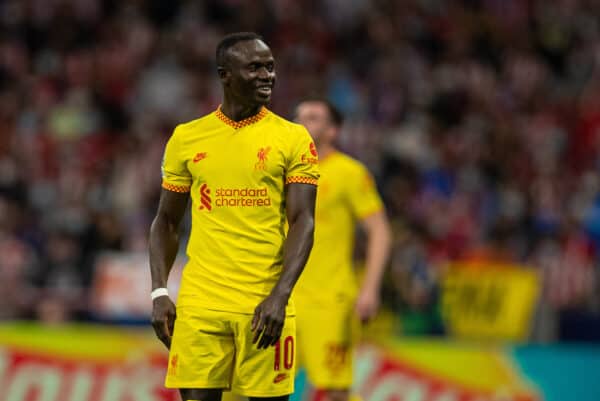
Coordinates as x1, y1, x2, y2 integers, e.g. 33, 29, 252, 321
151, 296, 176, 349
355, 288, 380, 325
252, 294, 287, 349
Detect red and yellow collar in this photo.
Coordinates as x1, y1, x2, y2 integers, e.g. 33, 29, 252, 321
215, 106, 269, 129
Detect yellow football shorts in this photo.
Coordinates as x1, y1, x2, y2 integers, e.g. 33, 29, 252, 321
296, 298, 359, 389
166, 306, 296, 397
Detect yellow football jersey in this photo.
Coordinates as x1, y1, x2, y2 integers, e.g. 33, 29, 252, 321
161, 107, 319, 315
293, 151, 383, 306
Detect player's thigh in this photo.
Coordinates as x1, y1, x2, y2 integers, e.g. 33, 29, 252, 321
296, 303, 357, 389
179, 388, 223, 401
231, 314, 296, 397
248, 395, 289, 401
324, 389, 350, 401
166, 307, 235, 389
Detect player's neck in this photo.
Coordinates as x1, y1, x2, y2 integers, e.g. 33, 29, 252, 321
317, 144, 336, 160
220, 100, 263, 122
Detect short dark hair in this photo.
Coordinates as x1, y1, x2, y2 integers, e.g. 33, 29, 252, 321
216, 32, 264, 68
300, 97, 344, 127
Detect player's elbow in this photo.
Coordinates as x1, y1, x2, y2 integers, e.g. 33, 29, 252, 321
307, 216, 315, 244
380, 216, 392, 247
293, 212, 315, 249
304, 213, 316, 238
367, 213, 392, 249
151, 212, 179, 236
290, 210, 315, 231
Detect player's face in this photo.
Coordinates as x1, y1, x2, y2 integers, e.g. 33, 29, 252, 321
294, 102, 336, 146
224, 40, 276, 106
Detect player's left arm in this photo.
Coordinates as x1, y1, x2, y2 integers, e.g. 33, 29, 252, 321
348, 163, 392, 324
252, 182, 316, 349
356, 210, 392, 324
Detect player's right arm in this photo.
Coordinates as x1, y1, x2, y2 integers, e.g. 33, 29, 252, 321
149, 189, 188, 349
149, 126, 192, 349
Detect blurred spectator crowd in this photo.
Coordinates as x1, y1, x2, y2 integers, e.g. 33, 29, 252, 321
0, 0, 600, 341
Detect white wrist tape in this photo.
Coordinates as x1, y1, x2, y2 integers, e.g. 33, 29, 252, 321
151, 287, 169, 300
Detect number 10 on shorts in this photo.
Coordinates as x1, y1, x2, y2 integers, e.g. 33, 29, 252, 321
273, 336, 294, 370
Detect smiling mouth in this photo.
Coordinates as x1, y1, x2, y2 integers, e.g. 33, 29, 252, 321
256, 85, 273, 96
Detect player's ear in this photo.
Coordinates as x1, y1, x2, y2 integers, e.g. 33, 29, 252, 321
217, 66, 230, 84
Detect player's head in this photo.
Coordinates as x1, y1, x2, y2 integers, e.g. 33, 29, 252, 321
216, 32, 275, 106
294, 98, 343, 148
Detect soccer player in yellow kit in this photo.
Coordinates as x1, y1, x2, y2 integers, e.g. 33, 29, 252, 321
293, 99, 391, 401
148, 33, 319, 401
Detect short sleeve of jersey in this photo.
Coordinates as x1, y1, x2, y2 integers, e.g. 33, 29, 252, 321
347, 163, 384, 219
161, 126, 192, 193
285, 125, 320, 185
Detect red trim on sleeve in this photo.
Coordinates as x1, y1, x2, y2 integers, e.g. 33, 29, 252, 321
285, 177, 318, 186
162, 181, 191, 193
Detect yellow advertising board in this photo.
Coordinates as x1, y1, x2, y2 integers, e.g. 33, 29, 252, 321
0, 323, 546, 401
441, 265, 540, 341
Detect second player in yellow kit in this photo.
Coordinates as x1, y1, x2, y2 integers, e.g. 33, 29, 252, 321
149, 33, 319, 401
294, 99, 391, 401
294, 152, 380, 387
